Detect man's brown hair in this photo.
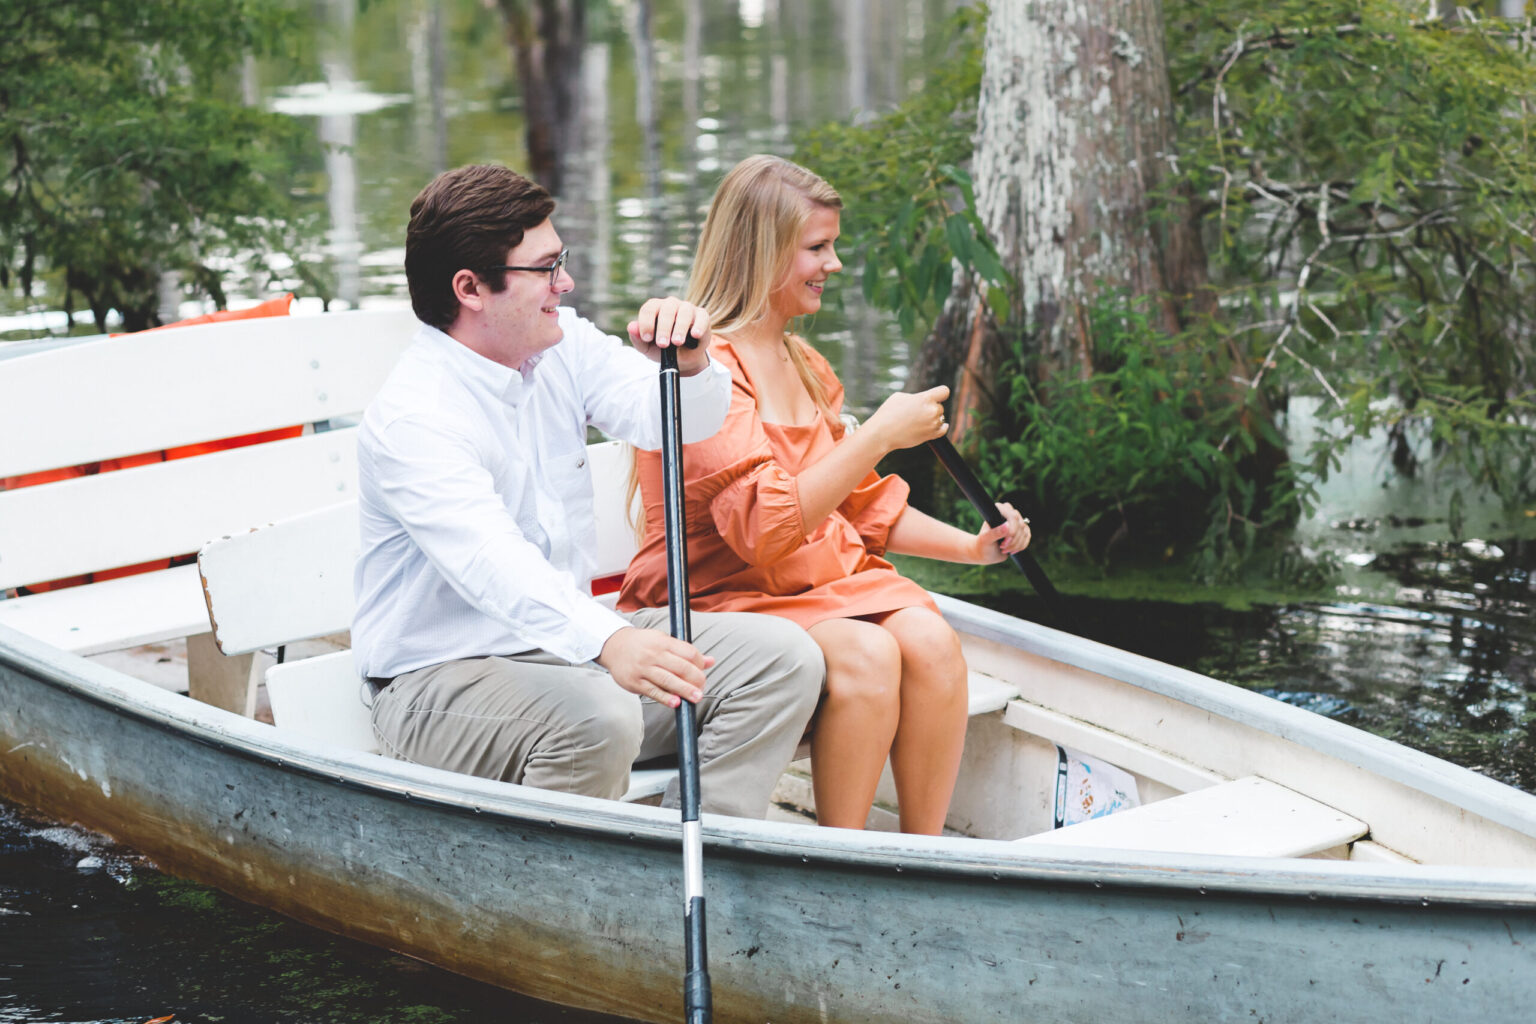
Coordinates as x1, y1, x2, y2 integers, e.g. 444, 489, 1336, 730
405, 165, 557, 329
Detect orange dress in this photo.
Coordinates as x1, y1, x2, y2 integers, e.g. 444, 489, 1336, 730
617, 339, 937, 629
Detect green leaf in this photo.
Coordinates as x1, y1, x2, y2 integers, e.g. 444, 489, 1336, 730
943, 213, 976, 267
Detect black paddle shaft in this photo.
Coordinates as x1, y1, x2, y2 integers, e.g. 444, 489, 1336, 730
658, 346, 712, 1024
927, 436, 1069, 629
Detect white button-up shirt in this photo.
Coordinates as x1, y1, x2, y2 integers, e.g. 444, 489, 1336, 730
352, 310, 731, 679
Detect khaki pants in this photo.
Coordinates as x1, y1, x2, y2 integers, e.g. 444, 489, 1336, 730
370, 608, 824, 818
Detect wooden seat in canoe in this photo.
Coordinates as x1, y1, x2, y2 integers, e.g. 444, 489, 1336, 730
1015, 774, 1369, 859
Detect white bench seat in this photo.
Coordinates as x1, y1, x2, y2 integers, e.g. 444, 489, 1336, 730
265, 651, 379, 754
254, 643, 1021, 804
623, 768, 679, 803
0, 564, 207, 655
967, 672, 1020, 716
1015, 775, 1368, 858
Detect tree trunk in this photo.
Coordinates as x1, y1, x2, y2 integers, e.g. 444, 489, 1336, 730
497, 0, 585, 197
913, 0, 1210, 442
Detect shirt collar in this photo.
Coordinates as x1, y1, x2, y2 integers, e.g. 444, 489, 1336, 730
416, 321, 533, 402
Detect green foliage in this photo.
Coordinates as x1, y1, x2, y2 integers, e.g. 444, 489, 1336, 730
0, 0, 328, 332
974, 291, 1310, 579
795, 6, 1009, 337
1167, 0, 1536, 501
798, 1, 1535, 576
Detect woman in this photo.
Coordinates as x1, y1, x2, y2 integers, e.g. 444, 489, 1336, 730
618, 155, 1030, 834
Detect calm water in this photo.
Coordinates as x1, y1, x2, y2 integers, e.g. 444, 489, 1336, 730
4, 1, 1535, 1021
0, 804, 619, 1024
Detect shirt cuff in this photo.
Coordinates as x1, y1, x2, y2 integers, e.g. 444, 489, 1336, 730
560, 603, 632, 665
678, 355, 730, 391
676, 358, 732, 442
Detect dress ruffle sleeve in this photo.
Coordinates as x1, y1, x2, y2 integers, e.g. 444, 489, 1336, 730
685, 383, 809, 567
835, 471, 910, 557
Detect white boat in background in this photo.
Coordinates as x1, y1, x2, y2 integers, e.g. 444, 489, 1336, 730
2, 309, 1534, 1023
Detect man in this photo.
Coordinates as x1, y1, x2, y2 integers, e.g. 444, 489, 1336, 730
352, 164, 823, 817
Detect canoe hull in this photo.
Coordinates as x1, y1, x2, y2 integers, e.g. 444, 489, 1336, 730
4, 624, 1536, 1023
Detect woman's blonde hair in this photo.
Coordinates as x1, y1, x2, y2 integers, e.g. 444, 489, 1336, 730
688, 155, 843, 423
626, 156, 844, 541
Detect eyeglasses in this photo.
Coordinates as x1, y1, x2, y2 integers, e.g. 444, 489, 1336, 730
483, 248, 568, 289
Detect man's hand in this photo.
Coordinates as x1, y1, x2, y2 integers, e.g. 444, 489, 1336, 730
596, 626, 713, 708
627, 297, 713, 375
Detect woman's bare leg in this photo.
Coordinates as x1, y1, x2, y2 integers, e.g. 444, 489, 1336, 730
880, 607, 968, 835
805, 617, 902, 829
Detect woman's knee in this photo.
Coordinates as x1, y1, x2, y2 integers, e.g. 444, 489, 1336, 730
814, 620, 902, 706
888, 608, 963, 660
887, 610, 967, 693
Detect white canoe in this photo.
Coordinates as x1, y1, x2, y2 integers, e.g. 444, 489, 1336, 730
2, 309, 1534, 1023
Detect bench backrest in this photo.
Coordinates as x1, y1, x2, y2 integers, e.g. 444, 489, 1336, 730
0, 309, 415, 478
198, 439, 642, 656
0, 310, 417, 591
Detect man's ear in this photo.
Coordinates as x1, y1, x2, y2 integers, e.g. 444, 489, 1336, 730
451, 269, 484, 311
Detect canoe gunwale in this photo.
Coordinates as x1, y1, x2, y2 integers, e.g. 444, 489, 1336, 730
8, 619, 1536, 911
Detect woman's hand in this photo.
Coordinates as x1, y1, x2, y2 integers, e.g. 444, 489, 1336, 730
864, 385, 951, 453
972, 502, 1031, 564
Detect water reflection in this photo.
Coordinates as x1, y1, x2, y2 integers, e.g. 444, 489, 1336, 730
3, 0, 960, 409
322, 0, 363, 307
